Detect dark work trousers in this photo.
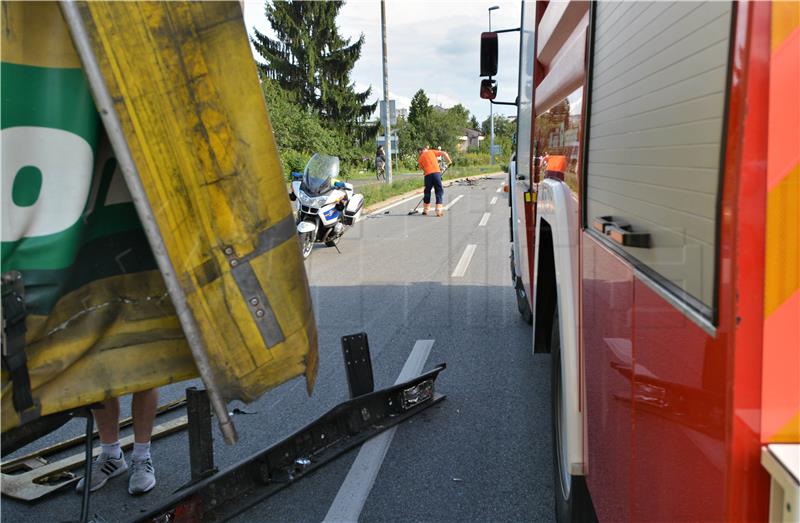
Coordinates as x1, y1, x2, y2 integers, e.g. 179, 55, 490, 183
423, 172, 444, 204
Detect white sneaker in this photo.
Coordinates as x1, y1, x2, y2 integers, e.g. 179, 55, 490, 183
75, 453, 128, 493
128, 457, 156, 495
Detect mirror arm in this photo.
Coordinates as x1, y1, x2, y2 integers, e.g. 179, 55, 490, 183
490, 100, 518, 106
494, 27, 521, 34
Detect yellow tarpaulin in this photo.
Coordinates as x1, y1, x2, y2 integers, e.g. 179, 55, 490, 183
1, 1, 317, 433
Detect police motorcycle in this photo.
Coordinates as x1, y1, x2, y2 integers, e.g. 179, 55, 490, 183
290, 154, 364, 259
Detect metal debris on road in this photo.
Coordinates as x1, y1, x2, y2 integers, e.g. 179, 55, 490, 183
229, 407, 257, 416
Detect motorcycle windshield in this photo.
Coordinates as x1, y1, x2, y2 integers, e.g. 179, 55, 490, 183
302, 153, 340, 195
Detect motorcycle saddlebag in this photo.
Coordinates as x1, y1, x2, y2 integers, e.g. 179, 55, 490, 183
343, 194, 364, 225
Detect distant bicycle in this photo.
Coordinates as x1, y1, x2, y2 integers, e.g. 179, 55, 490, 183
375, 159, 386, 181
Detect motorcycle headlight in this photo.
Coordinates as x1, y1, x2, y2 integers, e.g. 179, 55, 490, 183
297, 191, 309, 205
298, 191, 328, 208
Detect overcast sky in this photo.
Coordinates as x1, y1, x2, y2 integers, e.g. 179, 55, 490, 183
242, 0, 522, 125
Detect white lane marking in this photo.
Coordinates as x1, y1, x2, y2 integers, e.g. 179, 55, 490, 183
478, 212, 491, 227
444, 194, 463, 210
451, 244, 477, 278
490, 196, 498, 205
496, 186, 503, 193
322, 339, 435, 523
356, 193, 422, 222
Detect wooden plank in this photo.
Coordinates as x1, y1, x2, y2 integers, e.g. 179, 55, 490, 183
1, 416, 188, 501
1, 398, 186, 474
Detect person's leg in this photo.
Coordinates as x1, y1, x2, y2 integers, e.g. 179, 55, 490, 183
94, 398, 121, 449
76, 398, 127, 492
129, 388, 158, 494
423, 174, 433, 215
132, 388, 158, 446
434, 173, 445, 216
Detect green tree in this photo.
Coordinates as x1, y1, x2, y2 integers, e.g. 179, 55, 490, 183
408, 89, 432, 128
480, 114, 515, 159
399, 97, 472, 156
469, 115, 480, 130
252, 1, 377, 135
426, 104, 470, 152
481, 114, 515, 138
261, 79, 364, 177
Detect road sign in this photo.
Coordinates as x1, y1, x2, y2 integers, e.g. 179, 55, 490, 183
376, 134, 399, 152
491, 144, 503, 156
379, 100, 396, 127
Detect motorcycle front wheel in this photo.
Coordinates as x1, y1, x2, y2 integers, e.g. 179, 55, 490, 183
300, 232, 314, 259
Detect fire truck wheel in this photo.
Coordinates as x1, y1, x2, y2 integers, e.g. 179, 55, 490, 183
515, 276, 533, 325
551, 309, 595, 523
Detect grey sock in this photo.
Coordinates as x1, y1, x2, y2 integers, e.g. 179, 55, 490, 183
100, 442, 122, 459
132, 441, 151, 462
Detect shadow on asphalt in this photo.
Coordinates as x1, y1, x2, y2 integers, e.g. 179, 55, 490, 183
1, 283, 552, 523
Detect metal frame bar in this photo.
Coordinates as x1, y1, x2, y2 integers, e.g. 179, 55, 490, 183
135, 364, 447, 523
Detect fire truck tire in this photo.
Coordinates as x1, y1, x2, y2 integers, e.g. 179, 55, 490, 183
551, 309, 596, 523
515, 276, 533, 325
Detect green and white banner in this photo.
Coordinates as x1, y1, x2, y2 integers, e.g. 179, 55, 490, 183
1, 2, 196, 433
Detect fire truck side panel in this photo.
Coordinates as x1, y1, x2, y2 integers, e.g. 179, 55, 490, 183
631, 277, 727, 521
724, 2, 773, 520
522, 0, 789, 520
577, 1, 779, 520
761, 0, 800, 445
582, 236, 634, 522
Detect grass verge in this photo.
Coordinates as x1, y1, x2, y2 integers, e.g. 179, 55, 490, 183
358, 165, 502, 207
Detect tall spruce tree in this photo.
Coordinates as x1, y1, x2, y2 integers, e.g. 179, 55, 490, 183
408, 89, 432, 128
252, 1, 376, 135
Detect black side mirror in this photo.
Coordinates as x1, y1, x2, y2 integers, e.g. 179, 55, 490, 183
480, 79, 497, 100
480, 32, 498, 77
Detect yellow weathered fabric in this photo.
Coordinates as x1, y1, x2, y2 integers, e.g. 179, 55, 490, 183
1, 2, 317, 432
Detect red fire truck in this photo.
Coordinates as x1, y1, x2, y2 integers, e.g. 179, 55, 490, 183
482, 1, 799, 521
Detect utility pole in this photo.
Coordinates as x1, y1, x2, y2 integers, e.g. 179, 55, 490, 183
381, 0, 392, 183
488, 5, 499, 165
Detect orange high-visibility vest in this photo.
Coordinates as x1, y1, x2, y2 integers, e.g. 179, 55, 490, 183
545, 155, 567, 173
418, 150, 442, 175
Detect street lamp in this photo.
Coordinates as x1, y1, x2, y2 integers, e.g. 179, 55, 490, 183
381, 0, 392, 183
488, 5, 499, 165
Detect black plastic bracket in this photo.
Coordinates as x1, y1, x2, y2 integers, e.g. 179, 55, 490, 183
341, 332, 374, 398
186, 388, 217, 484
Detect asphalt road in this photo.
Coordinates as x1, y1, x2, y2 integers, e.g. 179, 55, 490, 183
1, 176, 554, 523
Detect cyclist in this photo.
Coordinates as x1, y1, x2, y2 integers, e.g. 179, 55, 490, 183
375, 145, 387, 180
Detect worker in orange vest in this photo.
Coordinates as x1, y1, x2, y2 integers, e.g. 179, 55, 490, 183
542, 152, 567, 180
417, 146, 451, 216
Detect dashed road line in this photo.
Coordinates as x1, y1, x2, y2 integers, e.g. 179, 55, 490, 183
322, 339, 435, 523
490, 196, 498, 205
444, 194, 464, 210
478, 212, 491, 227
496, 186, 503, 193
451, 244, 477, 278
